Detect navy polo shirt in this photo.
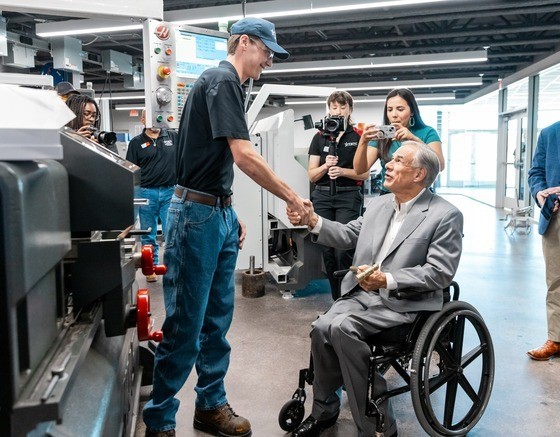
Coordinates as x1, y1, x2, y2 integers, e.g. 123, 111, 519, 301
126, 128, 178, 188
308, 126, 362, 187
176, 60, 250, 196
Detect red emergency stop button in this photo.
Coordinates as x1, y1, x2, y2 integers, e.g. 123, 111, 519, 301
165, 48, 173, 55
167, 115, 174, 122
157, 65, 171, 79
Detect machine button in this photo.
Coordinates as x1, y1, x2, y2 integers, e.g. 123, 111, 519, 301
154, 47, 161, 54
165, 48, 173, 55
157, 65, 171, 79
156, 115, 163, 122
167, 115, 174, 122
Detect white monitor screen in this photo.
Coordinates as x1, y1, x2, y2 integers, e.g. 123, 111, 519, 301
175, 29, 228, 79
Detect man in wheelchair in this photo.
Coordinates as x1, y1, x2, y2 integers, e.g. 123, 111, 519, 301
287, 141, 463, 437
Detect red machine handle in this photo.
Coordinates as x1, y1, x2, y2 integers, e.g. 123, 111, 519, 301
136, 288, 163, 342
141, 245, 168, 276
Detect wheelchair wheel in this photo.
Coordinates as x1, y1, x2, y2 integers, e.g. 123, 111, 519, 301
410, 301, 494, 436
278, 399, 305, 432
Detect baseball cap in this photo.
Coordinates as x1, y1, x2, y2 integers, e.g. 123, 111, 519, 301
230, 17, 289, 60
55, 81, 79, 96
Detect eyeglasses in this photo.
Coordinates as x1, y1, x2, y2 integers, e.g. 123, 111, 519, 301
389, 155, 417, 168
83, 110, 99, 121
249, 37, 274, 59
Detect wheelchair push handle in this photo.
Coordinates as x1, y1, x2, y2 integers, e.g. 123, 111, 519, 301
333, 269, 350, 278
333, 264, 379, 281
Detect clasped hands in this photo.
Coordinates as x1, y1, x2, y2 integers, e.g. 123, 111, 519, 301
287, 199, 317, 227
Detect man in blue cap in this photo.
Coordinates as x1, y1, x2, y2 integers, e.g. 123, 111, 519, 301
143, 16, 308, 437
55, 81, 80, 102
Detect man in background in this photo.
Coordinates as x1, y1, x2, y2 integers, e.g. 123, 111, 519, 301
55, 81, 79, 102
527, 121, 560, 360
126, 110, 177, 281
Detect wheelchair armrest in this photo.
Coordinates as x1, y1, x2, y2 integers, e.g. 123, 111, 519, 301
393, 281, 459, 302
393, 288, 434, 300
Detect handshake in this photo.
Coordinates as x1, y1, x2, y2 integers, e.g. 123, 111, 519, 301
286, 199, 318, 228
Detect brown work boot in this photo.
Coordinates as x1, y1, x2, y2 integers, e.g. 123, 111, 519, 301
527, 339, 560, 360
144, 429, 175, 437
194, 403, 251, 437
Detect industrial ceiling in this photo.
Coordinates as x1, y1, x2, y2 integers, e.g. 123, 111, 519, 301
2, 0, 560, 105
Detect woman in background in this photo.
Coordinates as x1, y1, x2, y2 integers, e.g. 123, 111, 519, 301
308, 90, 370, 299
354, 88, 444, 194
65, 94, 118, 154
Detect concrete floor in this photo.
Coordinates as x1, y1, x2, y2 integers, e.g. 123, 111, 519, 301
135, 194, 559, 437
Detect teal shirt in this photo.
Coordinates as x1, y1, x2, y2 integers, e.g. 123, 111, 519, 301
368, 124, 440, 191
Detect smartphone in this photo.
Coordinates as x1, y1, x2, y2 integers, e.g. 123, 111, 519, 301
375, 125, 396, 139
541, 193, 558, 221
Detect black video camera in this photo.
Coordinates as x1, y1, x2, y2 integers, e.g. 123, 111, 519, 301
90, 127, 117, 147
315, 115, 347, 135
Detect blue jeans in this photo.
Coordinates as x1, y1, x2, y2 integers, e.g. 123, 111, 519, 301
138, 186, 174, 264
142, 191, 239, 432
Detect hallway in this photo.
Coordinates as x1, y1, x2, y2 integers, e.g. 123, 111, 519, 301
136, 194, 558, 437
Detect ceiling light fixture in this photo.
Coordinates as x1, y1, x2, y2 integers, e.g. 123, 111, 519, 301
96, 92, 145, 101
166, 0, 453, 25
285, 93, 456, 105
36, 19, 143, 38
341, 77, 483, 91
114, 104, 146, 111
263, 51, 487, 75
251, 77, 483, 94
32, 0, 453, 37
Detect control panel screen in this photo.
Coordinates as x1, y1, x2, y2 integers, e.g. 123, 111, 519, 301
175, 30, 228, 79
175, 29, 228, 119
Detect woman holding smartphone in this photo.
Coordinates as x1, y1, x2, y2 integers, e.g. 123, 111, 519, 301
354, 88, 444, 194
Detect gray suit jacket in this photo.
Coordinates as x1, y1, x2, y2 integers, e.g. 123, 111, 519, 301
314, 190, 463, 313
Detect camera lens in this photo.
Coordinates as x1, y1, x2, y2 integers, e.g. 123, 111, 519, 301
325, 119, 340, 132
98, 131, 117, 146
91, 128, 117, 146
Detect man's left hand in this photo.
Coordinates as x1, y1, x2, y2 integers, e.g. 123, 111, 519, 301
537, 186, 560, 212
238, 219, 247, 249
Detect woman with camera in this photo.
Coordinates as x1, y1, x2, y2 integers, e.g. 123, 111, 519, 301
353, 88, 444, 194
307, 90, 371, 299
65, 94, 118, 154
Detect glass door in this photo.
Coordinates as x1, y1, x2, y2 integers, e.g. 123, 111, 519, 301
501, 110, 529, 210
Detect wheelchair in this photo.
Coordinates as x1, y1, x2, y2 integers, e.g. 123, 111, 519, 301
278, 282, 495, 436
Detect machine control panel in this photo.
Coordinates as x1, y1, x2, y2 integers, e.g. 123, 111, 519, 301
143, 20, 229, 129
143, 19, 178, 129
